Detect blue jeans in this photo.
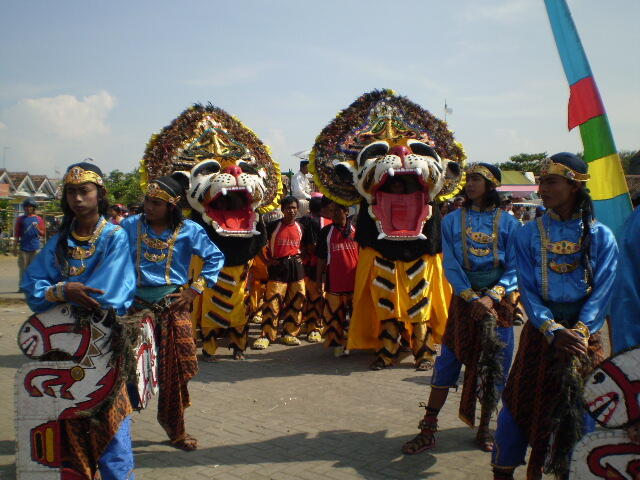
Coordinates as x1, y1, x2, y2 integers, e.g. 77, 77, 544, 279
98, 416, 135, 480
431, 326, 515, 389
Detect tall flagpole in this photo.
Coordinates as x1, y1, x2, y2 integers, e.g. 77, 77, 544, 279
544, 0, 631, 237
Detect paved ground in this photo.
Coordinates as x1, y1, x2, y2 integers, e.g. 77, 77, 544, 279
0, 255, 565, 480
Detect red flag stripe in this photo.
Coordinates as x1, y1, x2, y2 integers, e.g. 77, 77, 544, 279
568, 76, 605, 130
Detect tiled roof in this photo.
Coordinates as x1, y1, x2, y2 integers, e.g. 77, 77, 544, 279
8, 172, 29, 187
30, 175, 47, 189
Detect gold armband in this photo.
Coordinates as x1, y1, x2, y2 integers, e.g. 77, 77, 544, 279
539, 318, 564, 344
45, 282, 66, 302
571, 321, 590, 339
487, 285, 506, 302
460, 288, 479, 302
190, 276, 206, 294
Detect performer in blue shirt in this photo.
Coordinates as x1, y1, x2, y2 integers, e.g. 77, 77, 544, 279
491, 153, 618, 480
14, 197, 45, 290
121, 173, 224, 451
609, 206, 640, 353
402, 163, 520, 455
22, 161, 136, 480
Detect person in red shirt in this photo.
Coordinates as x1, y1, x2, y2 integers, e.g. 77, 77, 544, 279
316, 201, 359, 356
252, 196, 308, 349
298, 195, 332, 343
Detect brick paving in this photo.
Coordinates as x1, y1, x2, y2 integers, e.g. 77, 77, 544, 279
0, 256, 557, 480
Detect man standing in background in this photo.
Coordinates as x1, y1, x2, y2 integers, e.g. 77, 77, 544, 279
14, 198, 44, 291
291, 160, 312, 217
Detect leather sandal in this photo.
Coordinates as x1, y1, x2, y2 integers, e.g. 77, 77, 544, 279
401, 415, 437, 454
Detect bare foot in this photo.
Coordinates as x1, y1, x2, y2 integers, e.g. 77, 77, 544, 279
476, 427, 494, 452
172, 433, 198, 451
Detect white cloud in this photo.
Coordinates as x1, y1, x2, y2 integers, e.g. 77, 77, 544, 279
2, 91, 116, 139
0, 91, 119, 175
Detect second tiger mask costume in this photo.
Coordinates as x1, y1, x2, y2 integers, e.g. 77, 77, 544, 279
310, 89, 465, 369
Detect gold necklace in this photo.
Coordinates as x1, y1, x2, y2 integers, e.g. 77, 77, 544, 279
66, 218, 108, 277
139, 222, 178, 264
142, 233, 170, 250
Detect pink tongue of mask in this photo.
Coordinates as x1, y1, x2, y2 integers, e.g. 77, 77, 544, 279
206, 204, 251, 231
373, 191, 429, 235
220, 209, 249, 230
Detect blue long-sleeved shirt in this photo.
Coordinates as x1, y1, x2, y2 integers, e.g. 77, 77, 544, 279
442, 207, 520, 300
610, 207, 640, 352
120, 215, 224, 289
21, 218, 136, 315
514, 211, 618, 338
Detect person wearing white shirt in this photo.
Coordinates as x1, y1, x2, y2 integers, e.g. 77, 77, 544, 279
291, 160, 312, 217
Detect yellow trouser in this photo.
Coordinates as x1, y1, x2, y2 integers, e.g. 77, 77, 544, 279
377, 320, 437, 366
191, 261, 252, 355
303, 276, 324, 334
322, 293, 352, 348
260, 280, 305, 341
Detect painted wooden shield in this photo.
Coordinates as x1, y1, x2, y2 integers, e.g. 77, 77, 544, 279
15, 304, 122, 479
131, 312, 158, 409
569, 430, 640, 480
584, 345, 640, 429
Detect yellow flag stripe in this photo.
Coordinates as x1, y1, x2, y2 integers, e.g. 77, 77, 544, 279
586, 153, 629, 201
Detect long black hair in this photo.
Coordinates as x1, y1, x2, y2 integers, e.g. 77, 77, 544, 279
462, 178, 501, 210
575, 183, 595, 290
55, 183, 110, 269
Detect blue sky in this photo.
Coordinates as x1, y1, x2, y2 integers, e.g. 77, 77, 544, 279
0, 0, 638, 177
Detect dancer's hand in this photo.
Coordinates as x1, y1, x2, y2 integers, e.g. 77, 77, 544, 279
169, 288, 198, 310
476, 296, 494, 310
64, 282, 104, 310
552, 328, 588, 356
471, 296, 495, 322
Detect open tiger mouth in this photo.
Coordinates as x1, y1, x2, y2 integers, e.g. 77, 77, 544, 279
205, 187, 257, 236
370, 169, 432, 239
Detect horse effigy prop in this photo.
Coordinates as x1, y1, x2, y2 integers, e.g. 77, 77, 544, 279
15, 304, 151, 479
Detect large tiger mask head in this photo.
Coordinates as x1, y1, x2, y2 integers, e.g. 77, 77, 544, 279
311, 90, 465, 241
141, 104, 282, 238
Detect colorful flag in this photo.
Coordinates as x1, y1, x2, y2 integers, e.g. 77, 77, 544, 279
544, 0, 631, 236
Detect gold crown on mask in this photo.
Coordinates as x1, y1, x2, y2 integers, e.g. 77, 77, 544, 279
63, 166, 104, 186
539, 158, 590, 182
466, 164, 501, 187
146, 182, 181, 205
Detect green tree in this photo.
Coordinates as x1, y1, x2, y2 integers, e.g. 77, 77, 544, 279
619, 149, 639, 174
103, 168, 143, 205
496, 152, 548, 174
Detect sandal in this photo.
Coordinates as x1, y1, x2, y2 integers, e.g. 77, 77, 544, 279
415, 359, 434, 371
476, 427, 494, 452
201, 352, 217, 363
232, 349, 246, 360
282, 335, 301, 346
401, 414, 438, 454
307, 330, 322, 343
171, 433, 198, 451
252, 337, 270, 350
369, 357, 387, 371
